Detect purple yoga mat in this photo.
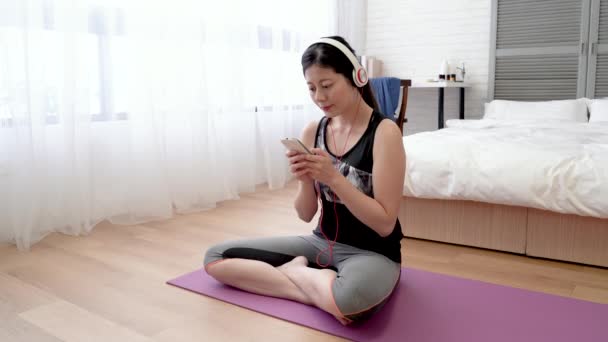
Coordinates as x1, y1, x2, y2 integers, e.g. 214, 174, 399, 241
167, 268, 607, 342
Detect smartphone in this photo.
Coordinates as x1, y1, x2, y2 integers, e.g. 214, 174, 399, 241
280, 138, 312, 155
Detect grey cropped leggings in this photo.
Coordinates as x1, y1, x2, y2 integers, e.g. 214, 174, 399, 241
204, 234, 401, 322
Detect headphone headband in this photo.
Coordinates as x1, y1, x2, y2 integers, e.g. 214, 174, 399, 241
312, 38, 368, 87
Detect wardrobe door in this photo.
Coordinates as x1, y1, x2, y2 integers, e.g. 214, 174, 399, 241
489, 0, 592, 100
586, 0, 608, 98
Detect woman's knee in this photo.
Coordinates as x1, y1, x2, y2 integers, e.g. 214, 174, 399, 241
203, 244, 227, 271
203, 239, 246, 268
333, 283, 369, 312
332, 279, 395, 322
203, 242, 287, 272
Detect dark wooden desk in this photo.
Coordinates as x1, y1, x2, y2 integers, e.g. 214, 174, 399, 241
410, 81, 471, 129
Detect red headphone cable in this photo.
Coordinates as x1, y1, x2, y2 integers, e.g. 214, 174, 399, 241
315, 94, 362, 268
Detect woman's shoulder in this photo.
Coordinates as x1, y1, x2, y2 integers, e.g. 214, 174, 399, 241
374, 114, 402, 141
372, 114, 404, 157
371, 113, 405, 171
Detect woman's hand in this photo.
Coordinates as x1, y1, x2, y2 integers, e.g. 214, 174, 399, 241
286, 150, 313, 183
301, 148, 342, 187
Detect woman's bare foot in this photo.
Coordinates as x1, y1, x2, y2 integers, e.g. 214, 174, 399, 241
276, 256, 311, 303
206, 258, 313, 305
277, 256, 309, 272
278, 256, 352, 325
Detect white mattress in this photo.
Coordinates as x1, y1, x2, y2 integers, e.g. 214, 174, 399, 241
403, 119, 608, 219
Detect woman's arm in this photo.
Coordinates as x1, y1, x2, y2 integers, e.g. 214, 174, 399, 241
290, 121, 320, 222
306, 120, 405, 236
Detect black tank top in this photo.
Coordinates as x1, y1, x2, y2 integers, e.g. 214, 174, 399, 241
313, 110, 403, 263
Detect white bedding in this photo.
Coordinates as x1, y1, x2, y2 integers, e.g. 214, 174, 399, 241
403, 119, 608, 219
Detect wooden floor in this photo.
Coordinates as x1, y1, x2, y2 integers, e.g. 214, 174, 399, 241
1, 182, 607, 342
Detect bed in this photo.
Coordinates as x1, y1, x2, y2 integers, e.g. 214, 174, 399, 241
398, 98, 608, 267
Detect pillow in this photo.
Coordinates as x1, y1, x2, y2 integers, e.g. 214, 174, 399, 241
483, 99, 588, 122
588, 99, 608, 123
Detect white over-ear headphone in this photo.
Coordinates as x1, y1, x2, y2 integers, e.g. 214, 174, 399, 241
313, 38, 368, 88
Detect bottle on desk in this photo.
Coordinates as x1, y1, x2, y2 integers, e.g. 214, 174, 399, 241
438, 60, 449, 81
447, 62, 456, 81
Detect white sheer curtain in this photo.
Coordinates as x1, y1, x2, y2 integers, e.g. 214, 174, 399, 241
0, 0, 337, 249
333, 0, 368, 55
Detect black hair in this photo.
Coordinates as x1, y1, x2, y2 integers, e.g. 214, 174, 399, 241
301, 36, 379, 111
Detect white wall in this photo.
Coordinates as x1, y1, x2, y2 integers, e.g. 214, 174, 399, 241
365, 0, 492, 135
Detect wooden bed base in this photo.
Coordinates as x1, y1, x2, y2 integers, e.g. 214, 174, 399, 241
398, 196, 608, 268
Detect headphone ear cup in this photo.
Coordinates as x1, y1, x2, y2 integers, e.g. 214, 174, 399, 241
353, 67, 368, 87
312, 38, 368, 87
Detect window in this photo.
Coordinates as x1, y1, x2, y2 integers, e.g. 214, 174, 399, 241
586, 0, 608, 97
488, 0, 607, 100
0, 0, 332, 126
0, 2, 107, 124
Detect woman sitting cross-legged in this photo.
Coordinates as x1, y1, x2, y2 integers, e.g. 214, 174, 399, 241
204, 36, 406, 325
